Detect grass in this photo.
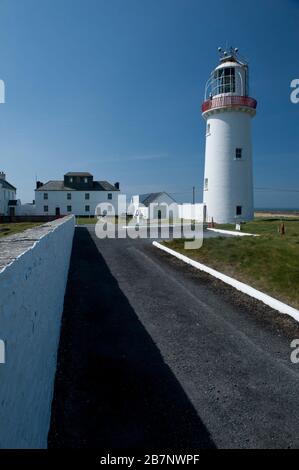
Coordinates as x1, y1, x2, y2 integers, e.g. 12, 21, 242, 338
76, 215, 134, 225
75, 216, 197, 225
163, 218, 299, 309
217, 216, 299, 235
0, 222, 43, 238
76, 216, 99, 224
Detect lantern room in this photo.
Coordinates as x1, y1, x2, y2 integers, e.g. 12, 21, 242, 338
204, 47, 249, 100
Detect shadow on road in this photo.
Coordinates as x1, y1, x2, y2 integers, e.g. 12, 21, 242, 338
48, 227, 215, 449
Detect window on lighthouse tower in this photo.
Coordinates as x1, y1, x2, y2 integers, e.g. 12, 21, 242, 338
236, 148, 243, 159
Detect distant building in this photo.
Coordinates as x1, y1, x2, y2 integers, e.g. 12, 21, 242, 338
0, 172, 17, 216
35, 172, 121, 216
129, 192, 177, 219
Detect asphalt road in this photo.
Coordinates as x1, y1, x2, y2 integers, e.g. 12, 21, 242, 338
49, 226, 299, 449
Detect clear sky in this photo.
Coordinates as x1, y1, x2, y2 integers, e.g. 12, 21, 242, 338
0, 0, 298, 208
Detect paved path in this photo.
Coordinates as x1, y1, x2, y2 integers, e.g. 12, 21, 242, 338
49, 226, 299, 449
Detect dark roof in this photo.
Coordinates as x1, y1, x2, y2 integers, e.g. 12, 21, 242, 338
0, 179, 16, 191
139, 192, 176, 207
64, 172, 92, 177
36, 181, 73, 191
94, 181, 118, 191
36, 180, 119, 191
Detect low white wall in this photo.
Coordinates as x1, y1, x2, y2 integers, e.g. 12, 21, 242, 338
0, 216, 75, 448
130, 202, 205, 221
16, 203, 36, 216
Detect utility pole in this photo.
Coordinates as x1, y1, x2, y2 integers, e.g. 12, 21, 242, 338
192, 186, 195, 205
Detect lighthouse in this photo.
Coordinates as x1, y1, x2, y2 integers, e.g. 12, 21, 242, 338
202, 47, 257, 224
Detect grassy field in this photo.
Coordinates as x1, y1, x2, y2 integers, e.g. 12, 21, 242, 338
76, 217, 99, 224
0, 222, 42, 238
76, 216, 133, 225
164, 218, 299, 309
217, 217, 299, 235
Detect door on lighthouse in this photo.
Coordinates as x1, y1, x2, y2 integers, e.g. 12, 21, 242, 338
55, 207, 60, 217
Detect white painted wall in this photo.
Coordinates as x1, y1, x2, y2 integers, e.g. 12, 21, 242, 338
0, 216, 75, 448
15, 202, 36, 216
203, 110, 254, 223
35, 190, 122, 216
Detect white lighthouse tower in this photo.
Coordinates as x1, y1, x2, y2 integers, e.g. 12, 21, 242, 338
202, 47, 257, 224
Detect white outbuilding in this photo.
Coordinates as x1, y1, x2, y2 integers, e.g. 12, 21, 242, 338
129, 192, 178, 220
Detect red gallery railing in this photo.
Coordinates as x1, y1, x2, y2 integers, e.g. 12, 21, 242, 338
202, 95, 257, 113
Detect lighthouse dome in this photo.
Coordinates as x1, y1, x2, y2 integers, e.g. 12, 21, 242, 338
205, 52, 249, 99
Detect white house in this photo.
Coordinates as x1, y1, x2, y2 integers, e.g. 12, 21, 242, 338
129, 192, 178, 220
0, 172, 17, 216
35, 172, 122, 217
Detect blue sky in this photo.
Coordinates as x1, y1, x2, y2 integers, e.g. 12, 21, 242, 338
0, 0, 298, 207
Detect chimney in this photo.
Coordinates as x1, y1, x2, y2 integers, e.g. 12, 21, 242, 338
0, 172, 6, 181
114, 182, 120, 190
36, 181, 43, 189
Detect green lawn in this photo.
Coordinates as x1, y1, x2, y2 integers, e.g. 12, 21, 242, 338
76, 217, 99, 224
0, 222, 43, 238
76, 215, 133, 225
163, 218, 299, 309
217, 216, 299, 236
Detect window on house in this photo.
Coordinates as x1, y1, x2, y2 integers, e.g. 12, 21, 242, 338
85, 205, 90, 212
67, 205, 72, 212
69, 177, 73, 183
108, 193, 112, 200
235, 148, 242, 159
85, 193, 90, 200
84, 177, 88, 183
204, 178, 208, 190
67, 193, 72, 200
236, 205, 242, 216
44, 205, 48, 212
44, 193, 48, 200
